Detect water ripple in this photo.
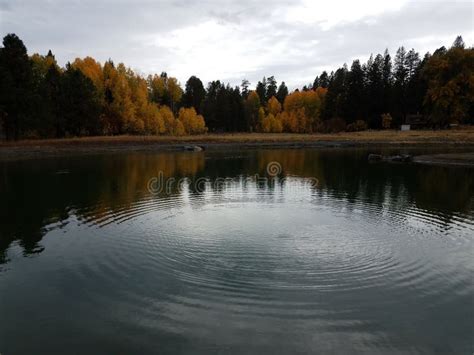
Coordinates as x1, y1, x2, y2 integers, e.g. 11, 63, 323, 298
47, 180, 473, 350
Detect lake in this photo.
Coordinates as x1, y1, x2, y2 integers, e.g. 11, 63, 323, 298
0, 148, 473, 354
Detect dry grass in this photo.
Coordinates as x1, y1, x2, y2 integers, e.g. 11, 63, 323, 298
1, 128, 474, 148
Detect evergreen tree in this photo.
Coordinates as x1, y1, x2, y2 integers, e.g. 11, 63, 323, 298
241, 79, 250, 99
59, 64, 101, 136
452, 35, 465, 49
41, 64, 62, 137
202, 81, 244, 132
0, 34, 34, 139
201, 80, 222, 131
182, 76, 205, 114
0, 33, 472, 137
276, 82, 289, 104
323, 67, 347, 120
345, 59, 366, 123
405, 51, 424, 116
312, 75, 320, 89
382, 49, 392, 113
405, 49, 421, 81
366, 54, 384, 127
392, 47, 421, 124
228, 86, 245, 131
392, 46, 408, 124
202, 82, 246, 132
266, 76, 277, 100
319, 71, 330, 88
256, 77, 267, 103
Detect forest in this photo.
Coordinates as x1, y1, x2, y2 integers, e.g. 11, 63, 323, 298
0, 33, 472, 140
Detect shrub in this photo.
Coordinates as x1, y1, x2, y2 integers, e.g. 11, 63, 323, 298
381, 113, 393, 129
324, 117, 347, 133
346, 120, 368, 132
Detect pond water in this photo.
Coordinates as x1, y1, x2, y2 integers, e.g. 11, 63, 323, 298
0, 148, 473, 354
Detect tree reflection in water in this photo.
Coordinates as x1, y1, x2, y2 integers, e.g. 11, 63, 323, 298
0, 148, 473, 262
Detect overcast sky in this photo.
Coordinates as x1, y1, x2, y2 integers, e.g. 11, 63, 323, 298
1, 0, 472, 89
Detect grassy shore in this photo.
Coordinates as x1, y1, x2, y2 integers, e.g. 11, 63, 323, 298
1, 128, 473, 160
2, 128, 474, 146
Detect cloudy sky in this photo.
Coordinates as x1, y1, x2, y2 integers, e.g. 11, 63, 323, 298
1, 0, 472, 89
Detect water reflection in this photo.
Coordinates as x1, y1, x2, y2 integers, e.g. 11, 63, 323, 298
1, 148, 473, 354
0, 149, 473, 262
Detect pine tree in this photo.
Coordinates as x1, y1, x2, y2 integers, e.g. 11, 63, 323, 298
312, 76, 320, 89
382, 49, 392, 114
0, 34, 34, 139
182, 76, 205, 114
392, 46, 408, 124
322, 67, 347, 120
276, 82, 289, 104
452, 35, 465, 49
59, 64, 101, 136
366, 54, 384, 127
42, 64, 62, 137
345, 59, 366, 123
319, 71, 329, 88
241, 79, 250, 99
256, 77, 267, 103
266, 76, 277, 101
405, 50, 424, 116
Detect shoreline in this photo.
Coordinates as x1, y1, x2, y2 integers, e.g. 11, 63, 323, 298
1, 130, 474, 162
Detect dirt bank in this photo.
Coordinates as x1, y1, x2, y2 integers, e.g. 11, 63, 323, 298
0, 130, 473, 161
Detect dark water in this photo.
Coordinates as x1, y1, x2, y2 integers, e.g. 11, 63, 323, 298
0, 148, 473, 354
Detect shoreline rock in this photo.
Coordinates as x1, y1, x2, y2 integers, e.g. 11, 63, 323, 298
368, 154, 413, 163
183, 145, 203, 152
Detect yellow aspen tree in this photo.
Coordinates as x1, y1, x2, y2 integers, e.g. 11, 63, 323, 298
277, 112, 288, 132
147, 74, 167, 103
295, 108, 308, 133
174, 119, 186, 136
245, 91, 261, 132
143, 103, 164, 135
159, 105, 175, 135
31, 52, 60, 78
178, 107, 207, 135
281, 90, 325, 133
261, 114, 272, 133
72, 57, 104, 94
114, 64, 138, 133
267, 96, 282, 116
127, 73, 148, 134
257, 107, 266, 132
167, 77, 183, 113
271, 114, 283, 133
285, 110, 300, 133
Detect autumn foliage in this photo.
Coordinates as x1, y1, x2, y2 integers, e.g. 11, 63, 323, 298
73, 60, 191, 136
0, 35, 207, 139
178, 107, 208, 135
0, 33, 472, 140
254, 88, 327, 133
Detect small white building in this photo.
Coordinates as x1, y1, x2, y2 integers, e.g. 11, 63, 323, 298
401, 124, 411, 131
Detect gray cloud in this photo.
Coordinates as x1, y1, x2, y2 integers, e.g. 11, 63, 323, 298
0, 0, 472, 89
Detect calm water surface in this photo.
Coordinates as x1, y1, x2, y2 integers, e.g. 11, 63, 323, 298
0, 148, 473, 354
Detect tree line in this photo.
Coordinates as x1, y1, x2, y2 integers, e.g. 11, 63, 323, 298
0, 33, 472, 140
